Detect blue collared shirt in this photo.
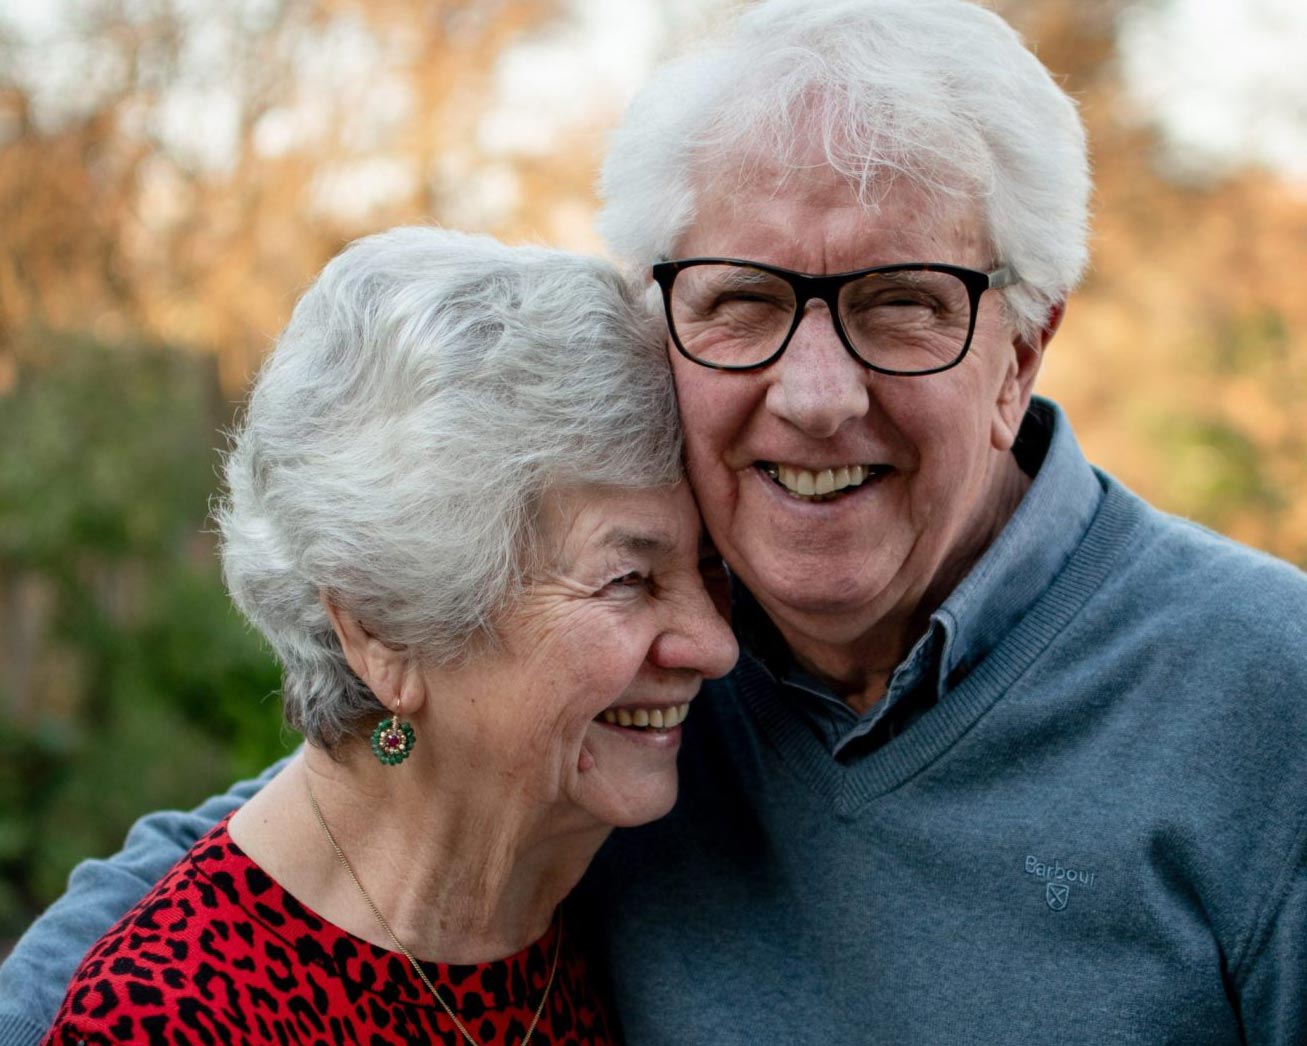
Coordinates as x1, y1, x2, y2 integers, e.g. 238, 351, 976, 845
731, 398, 1105, 759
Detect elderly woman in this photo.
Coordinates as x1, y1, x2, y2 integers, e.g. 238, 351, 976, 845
42, 227, 736, 1044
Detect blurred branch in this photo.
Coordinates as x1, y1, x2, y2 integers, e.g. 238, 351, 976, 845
0, 0, 564, 388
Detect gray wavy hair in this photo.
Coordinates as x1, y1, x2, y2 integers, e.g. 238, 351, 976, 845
215, 226, 681, 748
599, 0, 1091, 338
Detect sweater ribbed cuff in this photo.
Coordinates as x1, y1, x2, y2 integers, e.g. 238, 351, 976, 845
0, 1011, 47, 1046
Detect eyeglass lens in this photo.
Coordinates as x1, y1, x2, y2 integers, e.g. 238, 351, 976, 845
667, 264, 975, 372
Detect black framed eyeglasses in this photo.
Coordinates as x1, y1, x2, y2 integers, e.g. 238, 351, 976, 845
650, 257, 1020, 375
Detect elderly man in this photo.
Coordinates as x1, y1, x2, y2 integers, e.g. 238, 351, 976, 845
2, 0, 1305, 1043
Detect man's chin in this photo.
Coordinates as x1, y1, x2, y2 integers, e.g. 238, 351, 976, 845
740, 553, 894, 624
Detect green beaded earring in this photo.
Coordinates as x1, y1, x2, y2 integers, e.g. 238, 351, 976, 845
371, 706, 415, 766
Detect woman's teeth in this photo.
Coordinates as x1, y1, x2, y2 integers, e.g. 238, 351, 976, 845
598, 702, 691, 730
762, 463, 878, 499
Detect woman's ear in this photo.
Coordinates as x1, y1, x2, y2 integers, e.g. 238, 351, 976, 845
320, 594, 424, 713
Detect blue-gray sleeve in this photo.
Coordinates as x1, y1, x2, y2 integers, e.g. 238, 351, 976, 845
0, 756, 291, 1046
1238, 816, 1307, 1044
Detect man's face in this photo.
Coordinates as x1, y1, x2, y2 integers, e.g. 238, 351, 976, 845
669, 161, 1047, 661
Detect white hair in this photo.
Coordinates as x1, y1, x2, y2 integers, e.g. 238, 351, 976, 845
215, 227, 680, 747
599, 0, 1090, 336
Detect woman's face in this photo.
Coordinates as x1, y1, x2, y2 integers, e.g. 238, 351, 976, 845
431, 481, 738, 829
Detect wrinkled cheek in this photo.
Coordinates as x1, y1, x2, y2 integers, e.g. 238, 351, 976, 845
909, 455, 966, 523
907, 438, 992, 547
681, 435, 715, 483
510, 698, 588, 765
681, 443, 735, 535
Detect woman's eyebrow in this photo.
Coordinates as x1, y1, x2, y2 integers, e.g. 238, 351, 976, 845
600, 530, 674, 557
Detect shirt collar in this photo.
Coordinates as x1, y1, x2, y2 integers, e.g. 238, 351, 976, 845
729, 397, 1104, 745
931, 397, 1103, 693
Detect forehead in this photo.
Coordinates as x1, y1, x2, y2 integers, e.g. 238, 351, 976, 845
538, 483, 698, 571
682, 157, 987, 271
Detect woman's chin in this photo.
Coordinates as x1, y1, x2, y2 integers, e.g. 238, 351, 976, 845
573, 722, 682, 828
593, 785, 679, 829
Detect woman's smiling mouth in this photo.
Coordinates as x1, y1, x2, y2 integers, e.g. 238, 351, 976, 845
596, 702, 691, 730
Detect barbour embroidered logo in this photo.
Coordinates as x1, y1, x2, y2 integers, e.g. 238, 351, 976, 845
1024, 854, 1099, 911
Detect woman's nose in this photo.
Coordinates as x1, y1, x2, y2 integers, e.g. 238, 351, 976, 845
654, 583, 739, 680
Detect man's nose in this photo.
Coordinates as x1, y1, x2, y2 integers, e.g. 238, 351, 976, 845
763, 303, 870, 437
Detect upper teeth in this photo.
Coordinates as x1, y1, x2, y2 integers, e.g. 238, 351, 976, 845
599, 702, 690, 729
772, 464, 870, 497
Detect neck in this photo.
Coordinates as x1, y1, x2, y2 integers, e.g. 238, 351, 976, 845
231, 745, 608, 964
772, 455, 1032, 715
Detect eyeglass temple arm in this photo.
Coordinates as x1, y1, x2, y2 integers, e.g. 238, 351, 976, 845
987, 265, 1020, 290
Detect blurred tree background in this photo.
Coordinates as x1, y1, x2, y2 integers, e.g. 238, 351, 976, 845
1, 0, 1304, 949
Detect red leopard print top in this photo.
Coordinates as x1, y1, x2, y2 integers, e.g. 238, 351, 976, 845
44, 818, 620, 1045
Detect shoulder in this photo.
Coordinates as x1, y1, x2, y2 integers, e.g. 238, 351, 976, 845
1093, 473, 1307, 655
44, 821, 464, 1045
1064, 475, 1307, 828
43, 822, 268, 1044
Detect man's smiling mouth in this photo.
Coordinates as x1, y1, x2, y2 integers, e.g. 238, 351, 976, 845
758, 462, 891, 501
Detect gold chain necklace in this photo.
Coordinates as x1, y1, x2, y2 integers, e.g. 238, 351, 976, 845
307, 784, 562, 1046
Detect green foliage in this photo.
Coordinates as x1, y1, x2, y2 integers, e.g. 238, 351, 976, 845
1200, 307, 1291, 377
1154, 415, 1284, 530
0, 333, 289, 940
1153, 307, 1306, 560
0, 335, 218, 569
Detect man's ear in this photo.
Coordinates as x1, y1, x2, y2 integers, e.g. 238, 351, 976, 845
321, 594, 424, 713
992, 300, 1065, 452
